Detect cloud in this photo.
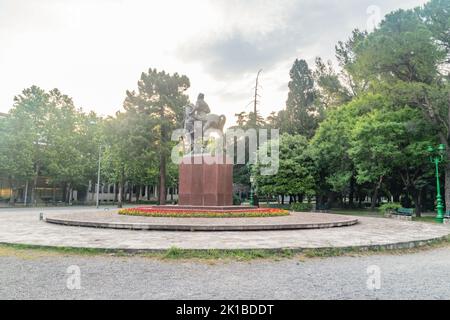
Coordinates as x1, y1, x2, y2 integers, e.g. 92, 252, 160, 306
0, 0, 430, 127
177, 0, 429, 80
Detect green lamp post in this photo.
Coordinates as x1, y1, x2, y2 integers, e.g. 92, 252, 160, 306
249, 176, 255, 206
427, 144, 446, 223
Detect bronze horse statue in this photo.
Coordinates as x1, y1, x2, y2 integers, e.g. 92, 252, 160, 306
203, 113, 226, 132
183, 93, 226, 152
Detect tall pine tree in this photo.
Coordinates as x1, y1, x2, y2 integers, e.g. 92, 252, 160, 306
285, 59, 322, 138
124, 69, 190, 205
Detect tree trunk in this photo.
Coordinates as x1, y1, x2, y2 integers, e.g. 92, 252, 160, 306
316, 194, 323, 210
326, 192, 336, 209
66, 183, 71, 205
370, 192, 378, 211
136, 185, 141, 203
414, 192, 422, 217
393, 193, 400, 203
117, 169, 124, 208
69, 186, 73, 205
159, 153, 167, 205
31, 164, 39, 206
24, 180, 28, 206
118, 182, 123, 208
128, 183, 132, 203
358, 193, 363, 208
370, 176, 383, 211
8, 178, 15, 206
53, 184, 57, 204
349, 175, 355, 207
62, 183, 67, 203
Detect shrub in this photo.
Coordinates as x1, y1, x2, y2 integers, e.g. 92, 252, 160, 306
290, 202, 313, 212
233, 194, 242, 205
135, 200, 159, 205
378, 202, 402, 214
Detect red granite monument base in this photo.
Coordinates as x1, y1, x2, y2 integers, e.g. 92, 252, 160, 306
178, 154, 233, 206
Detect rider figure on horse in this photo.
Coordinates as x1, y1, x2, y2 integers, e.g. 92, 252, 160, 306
183, 93, 226, 153
193, 93, 210, 122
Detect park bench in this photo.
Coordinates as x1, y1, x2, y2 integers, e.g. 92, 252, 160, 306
391, 207, 414, 221
396, 208, 414, 216
444, 211, 450, 224
314, 204, 330, 213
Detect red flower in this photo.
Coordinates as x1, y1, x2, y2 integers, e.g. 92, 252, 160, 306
118, 207, 289, 218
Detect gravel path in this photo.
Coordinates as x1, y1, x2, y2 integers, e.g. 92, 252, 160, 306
1, 247, 450, 299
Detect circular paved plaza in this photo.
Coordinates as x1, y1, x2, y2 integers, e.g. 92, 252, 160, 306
0, 207, 449, 251
44, 210, 358, 231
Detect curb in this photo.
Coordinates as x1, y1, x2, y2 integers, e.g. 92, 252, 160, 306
1, 235, 448, 254
44, 216, 359, 232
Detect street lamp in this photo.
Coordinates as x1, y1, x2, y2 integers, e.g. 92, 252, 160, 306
249, 176, 255, 206
427, 144, 446, 223
96, 145, 102, 209
89, 119, 103, 209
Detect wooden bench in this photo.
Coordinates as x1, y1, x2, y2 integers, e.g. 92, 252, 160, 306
391, 207, 414, 221
396, 208, 414, 216
444, 211, 450, 224
315, 204, 330, 213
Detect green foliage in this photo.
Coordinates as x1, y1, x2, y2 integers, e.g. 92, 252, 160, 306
420, 0, 450, 58
283, 59, 323, 137
379, 202, 402, 214
349, 107, 432, 185
310, 94, 386, 195
122, 68, 190, 204
254, 133, 315, 198
354, 9, 445, 84
1, 86, 101, 204
233, 194, 242, 205
290, 202, 313, 212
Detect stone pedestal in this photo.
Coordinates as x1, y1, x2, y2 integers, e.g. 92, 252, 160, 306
178, 154, 233, 206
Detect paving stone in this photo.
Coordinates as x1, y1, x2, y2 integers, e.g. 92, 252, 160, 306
44, 210, 358, 231
0, 207, 449, 250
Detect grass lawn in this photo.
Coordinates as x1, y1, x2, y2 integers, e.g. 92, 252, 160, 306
330, 208, 442, 224
330, 209, 382, 217
413, 216, 440, 224
2, 238, 450, 261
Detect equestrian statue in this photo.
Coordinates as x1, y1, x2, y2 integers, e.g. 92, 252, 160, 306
183, 93, 226, 152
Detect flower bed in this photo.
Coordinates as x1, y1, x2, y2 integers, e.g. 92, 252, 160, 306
118, 207, 290, 218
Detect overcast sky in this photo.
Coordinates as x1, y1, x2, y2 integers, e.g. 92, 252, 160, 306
0, 0, 428, 126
